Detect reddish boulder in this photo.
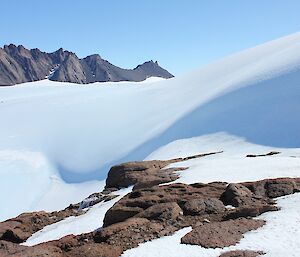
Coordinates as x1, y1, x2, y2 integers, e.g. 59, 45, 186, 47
222, 183, 254, 207
181, 218, 265, 248
183, 198, 225, 216
105, 160, 177, 189
136, 202, 182, 221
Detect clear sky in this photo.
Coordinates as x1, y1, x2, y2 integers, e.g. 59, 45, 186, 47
2, 0, 300, 75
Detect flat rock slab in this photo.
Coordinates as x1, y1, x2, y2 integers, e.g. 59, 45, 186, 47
181, 218, 265, 248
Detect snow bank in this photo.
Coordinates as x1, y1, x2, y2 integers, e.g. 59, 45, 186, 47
0, 149, 104, 221
146, 133, 300, 184
2, 32, 300, 220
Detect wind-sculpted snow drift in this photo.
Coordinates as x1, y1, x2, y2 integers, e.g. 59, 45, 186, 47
1, 32, 300, 220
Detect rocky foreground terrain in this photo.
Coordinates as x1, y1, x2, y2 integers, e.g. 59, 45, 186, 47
0, 44, 173, 86
1, 152, 299, 257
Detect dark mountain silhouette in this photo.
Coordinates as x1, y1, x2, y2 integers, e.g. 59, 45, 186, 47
0, 44, 173, 86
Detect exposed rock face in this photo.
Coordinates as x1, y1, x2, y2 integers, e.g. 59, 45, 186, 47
94, 217, 175, 250
133, 60, 173, 80
0, 206, 79, 243
0, 236, 123, 257
242, 177, 300, 198
103, 182, 228, 227
50, 53, 87, 84
105, 151, 223, 190
221, 179, 298, 220
182, 198, 225, 216
0, 191, 116, 244
136, 202, 182, 221
181, 218, 265, 248
0, 44, 174, 86
105, 160, 182, 190
0, 44, 62, 86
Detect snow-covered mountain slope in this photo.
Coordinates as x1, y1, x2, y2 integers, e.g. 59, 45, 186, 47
1, 32, 300, 221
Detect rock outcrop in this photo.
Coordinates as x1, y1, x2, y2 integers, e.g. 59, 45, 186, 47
0, 152, 299, 257
181, 218, 265, 248
0, 44, 174, 86
0, 191, 116, 244
0, 206, 80, 244
105, 151, 223, 190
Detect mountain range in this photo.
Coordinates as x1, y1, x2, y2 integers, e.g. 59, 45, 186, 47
0, 44, 173, 86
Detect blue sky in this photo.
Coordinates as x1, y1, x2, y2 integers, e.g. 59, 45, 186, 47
2, 0, 300, 75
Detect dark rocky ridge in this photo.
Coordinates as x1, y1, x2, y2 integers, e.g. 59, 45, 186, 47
0, 44, 174, 86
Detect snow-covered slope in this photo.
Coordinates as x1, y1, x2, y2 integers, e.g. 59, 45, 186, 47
1, 32, 300, 221
146, 133, 300, 184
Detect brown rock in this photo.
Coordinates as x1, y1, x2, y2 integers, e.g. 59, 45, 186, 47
219, 250, 264, 257
103, 182, 227, 227
0, 206, 79, 244
265, 180, 295, 198
242, 178, 300, 198
106, 161, 170, 188
183, 198, 225, 215
225, 204, 278, 219
94, 218, 175, 249
222, 183, 254, 207
105, 160, 180, 190
136, 202, 182, 221
181, 218, 265, 248
0, 240, 63, 257
182, 199, 206, 215
65, 243, 122, 257
103, 206, 143, 227
105, 152, 223, 190
3, 176, 299, 257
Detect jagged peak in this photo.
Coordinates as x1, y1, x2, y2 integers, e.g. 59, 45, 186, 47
83, 54, 103, 61
4, 43, 17, 49
17, 45, 26, 50
134, 60, 160, 70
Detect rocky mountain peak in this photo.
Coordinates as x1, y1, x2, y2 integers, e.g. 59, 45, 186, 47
0, 45, 173, 86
